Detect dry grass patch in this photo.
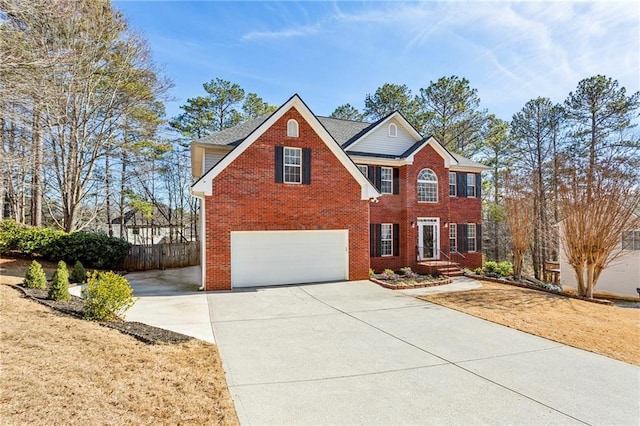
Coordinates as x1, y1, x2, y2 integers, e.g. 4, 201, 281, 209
0, 283, 238, 425
420, 281, 640, 366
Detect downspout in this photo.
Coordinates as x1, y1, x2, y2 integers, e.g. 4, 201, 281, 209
191, 192, 206, 291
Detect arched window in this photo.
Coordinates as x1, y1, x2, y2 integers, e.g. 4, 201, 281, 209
417, 169, 438, 202
388, 123, 397, 137
287, 119, 299, 137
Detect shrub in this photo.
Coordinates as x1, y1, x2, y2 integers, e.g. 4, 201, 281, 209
24, 260, 47, 289
82, 271, 135, 321
17, 226, 65, 255
0, 219, 22, 253
49, 261, 71, 301
369, 268, 375, 278
46, 232, 131, 270
70, 261, 86, 283
400, 267, 418, 278
383, 269, 395, 276
482, 261, 499, 274
498, 261, 514, 277
474, 267, 483, 275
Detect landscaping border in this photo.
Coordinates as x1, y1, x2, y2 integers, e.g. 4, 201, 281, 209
7, 283, 193, 344
465, 274, 613, 306
370, 276, 452, 290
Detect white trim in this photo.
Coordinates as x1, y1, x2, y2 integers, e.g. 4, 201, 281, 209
417, 217, 440, 261
380, 166, 393, 194
191, 95, 379, 200
380, 223, 393, 257
388, 123, 398, 137
405, 137, 457, 169
417, 168, 438, 203
283, 146, 302, 184
287, 119, 299, 137
348, 156, 413, 167
191, 195, 206, 291
450, 165, 490, 173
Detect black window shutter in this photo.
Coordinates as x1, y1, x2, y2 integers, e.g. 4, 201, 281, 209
392, 168, 399, 194
375, 166, 382, 191
476, 173, 481, 198
457, 223, 467, 253
457, 172, 466, 198
367, 166, 375, 183
370, 224, 376, 257
375, 224, 382, 257
275, 146, 283, 183
393, 223, 400, 256
302, 148, 311, 185
477, 224, 482, 251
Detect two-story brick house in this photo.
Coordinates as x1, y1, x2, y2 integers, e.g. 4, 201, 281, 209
191, 94, 487, 290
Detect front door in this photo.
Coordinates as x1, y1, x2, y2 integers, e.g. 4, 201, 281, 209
417, 219, 439, 260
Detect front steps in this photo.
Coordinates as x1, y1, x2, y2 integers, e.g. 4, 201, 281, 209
416, 260, 464, 277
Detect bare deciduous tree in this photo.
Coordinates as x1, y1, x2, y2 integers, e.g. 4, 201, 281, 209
504, 176, 535, 280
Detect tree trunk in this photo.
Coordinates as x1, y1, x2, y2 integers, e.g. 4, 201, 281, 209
105, 139, 113, 237
30, 103, 43, 226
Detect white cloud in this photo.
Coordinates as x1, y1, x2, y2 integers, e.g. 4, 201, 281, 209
241, 25, 319, 41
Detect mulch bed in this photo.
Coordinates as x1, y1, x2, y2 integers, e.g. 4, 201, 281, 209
370, 275, 452, 290
10, 284, 193, 345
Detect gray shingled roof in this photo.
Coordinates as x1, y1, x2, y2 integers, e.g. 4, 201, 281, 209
191, 112, 484, 168
193, 114, 271, 146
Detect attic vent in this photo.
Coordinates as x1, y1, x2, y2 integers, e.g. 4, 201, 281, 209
287, 119, 299, 137
388, 123, 397, 137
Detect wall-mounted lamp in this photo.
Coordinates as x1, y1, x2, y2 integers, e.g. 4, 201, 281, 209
411, 221, 415, 228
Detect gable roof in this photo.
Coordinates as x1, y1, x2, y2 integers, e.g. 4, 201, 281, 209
341, 111, 423, 151
191, 94, 380, 200
193, 114, 271, 146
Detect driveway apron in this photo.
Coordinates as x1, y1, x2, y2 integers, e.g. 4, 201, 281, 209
208, 280, 639, 425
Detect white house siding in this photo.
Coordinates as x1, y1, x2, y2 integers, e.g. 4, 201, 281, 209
347, 118, 418, 156
203, 150, 227, 174
560, 245, 640, 298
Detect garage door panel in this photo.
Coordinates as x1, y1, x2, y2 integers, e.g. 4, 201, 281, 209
231, 230, 348, 288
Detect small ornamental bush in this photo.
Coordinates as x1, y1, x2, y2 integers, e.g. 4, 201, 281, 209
70, 261, 86, 283
24, 260, 47, 289
400, 267, 418, 278
483, 261, 499, 274
369, 268, 375, 278
49, 261, 71, 301
497, 261, 514, 277
474, 267, 484, 275
82, 271, 134, 321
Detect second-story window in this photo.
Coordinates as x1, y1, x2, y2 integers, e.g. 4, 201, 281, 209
380, 167, 393, 194
449, 172, 456, 196
357, 164, 368, 178
284, 147, 302, 183
287, 119, 299, 137
417, 168, 438, 202
467, 173, 476, 197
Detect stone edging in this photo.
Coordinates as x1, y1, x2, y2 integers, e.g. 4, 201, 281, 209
370, 276, 452, 290
465, 274, 614, 306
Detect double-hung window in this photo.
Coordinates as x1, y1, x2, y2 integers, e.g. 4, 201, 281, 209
466, 173, 476, 197
284, 147, 302, 184
357, 164, 368, 178
449, 172, 456, 196
467, 223, 477, 252
380, 224, 393, 256
449, 224, 457, 253
380, 167, 393, 194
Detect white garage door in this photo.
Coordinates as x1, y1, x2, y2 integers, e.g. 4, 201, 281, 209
231, 230, 349, 288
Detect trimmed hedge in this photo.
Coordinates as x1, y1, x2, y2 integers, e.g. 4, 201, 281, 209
0, 220, 131, 270
82, 271, 135, 321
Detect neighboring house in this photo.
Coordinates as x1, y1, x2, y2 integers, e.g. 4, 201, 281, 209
190, 94, 487, 291
559, 213, 640, 298
107, 206, 187, 245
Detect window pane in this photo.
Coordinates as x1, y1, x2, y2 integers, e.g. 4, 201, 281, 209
449, 224, 457, 252
381, 167, 393, 194
449, 172, 456, 196
357, 165, 368, 177
467, 174, 476, 197
467, 224, 476, 252
283, 147, 301, 183
381, 224, 392, 256
418, 169, 438, 202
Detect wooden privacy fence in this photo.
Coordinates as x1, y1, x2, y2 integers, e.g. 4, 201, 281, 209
123, 241, 200, 271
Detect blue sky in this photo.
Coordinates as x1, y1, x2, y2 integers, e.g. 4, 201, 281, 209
114, 1, 640, 123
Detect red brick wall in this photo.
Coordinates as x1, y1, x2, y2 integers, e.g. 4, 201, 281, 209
369, 144, 483, 272
203, 107, 370, 290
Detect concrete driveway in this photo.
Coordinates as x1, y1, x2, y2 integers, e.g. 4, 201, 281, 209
208, 279, 640, 425
124, 266, 215, 343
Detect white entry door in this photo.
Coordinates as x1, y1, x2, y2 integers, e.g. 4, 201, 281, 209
417, 218, 439, 260
230, 230, 349, 288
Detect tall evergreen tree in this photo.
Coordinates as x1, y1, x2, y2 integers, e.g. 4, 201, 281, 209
363, 83, 419, 123
330, 104, 363, 121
